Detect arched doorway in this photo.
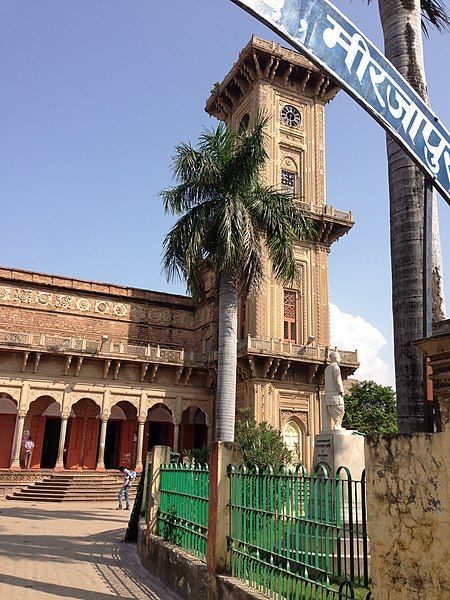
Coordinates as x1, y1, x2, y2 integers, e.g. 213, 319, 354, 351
179, 407, 207, 453
66, 398, 100, 470
144, 404, 173, 459
105, 401, 137, 469
24, 396, 61, 469
282, 420, 303, 464
41, 401, 62, 468
0, 394, 17, 468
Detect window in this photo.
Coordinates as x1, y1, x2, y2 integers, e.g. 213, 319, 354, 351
283, 421, 302, 462
281, 170, 296, 194
239, 113, 250, 132
283, 290, 297, 342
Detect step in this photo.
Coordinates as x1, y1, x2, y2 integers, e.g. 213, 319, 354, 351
5, 470, 140, 503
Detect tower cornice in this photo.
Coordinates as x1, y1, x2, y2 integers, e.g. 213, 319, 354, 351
205, 36, 340, 120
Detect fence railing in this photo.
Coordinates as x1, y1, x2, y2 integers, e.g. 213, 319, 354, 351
157, 463, 210, 560
228, 464, 370, 600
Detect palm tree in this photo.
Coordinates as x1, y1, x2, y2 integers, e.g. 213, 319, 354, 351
161, 117, 311, 441
376, 0, 448, 432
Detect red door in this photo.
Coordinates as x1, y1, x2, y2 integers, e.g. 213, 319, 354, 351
119, 420, 135, 468
82, 418, 100, 469
30, 416, 46, 468
66, 418, 84, 469
180, 424, 195, 452
0, 414, 16, 468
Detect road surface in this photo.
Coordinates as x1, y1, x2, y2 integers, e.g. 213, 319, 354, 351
0, 500, 180, 600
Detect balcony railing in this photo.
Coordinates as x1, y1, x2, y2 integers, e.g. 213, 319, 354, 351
0, 330, 207, 365
238, 335, 358, 365
296, 201, 353, 222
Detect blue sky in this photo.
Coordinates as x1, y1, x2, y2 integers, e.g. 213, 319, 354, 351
1, 1, 449, 385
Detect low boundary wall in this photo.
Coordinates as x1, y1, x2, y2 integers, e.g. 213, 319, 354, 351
137, 521, 268, 600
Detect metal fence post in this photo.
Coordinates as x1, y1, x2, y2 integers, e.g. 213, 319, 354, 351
146, 445, 171, 536
206, 441, 243, 575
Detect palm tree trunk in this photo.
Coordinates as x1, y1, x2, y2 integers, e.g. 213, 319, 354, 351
378, 0, 431, 433
215, 272, 238, 441
378, 0, 444, 433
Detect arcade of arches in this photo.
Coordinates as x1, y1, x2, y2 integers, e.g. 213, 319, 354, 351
0, 392, 210, 470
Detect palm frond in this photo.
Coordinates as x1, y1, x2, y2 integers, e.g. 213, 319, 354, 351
162, 200, 218, 298
421, 0, 449, 35
223, 115, 269, 194
160, 119, 311, 301
160, 182, 216, 215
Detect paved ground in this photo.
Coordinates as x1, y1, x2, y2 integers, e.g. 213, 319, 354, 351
0, 500, 181, 600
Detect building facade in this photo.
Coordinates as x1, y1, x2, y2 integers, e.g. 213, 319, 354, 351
0, 37, 357, 472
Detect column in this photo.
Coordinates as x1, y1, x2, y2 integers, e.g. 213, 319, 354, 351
10, 382, 29, 468
96, 417, 108, 470
55, 417, 69, 469
207, 424, 213, 446
135, 418, 146, 470
173, 421, 180, 452
10, 414, 25, 468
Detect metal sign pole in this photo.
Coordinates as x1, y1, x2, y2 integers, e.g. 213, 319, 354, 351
423, 178, 434, 430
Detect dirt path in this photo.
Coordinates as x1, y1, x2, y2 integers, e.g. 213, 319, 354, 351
0, 500, 181, 600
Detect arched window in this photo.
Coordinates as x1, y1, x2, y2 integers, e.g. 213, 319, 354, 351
282, 420, 302, 462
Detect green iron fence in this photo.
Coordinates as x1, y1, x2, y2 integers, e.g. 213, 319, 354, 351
157, 463, 209, 560
228, 464, 371, 600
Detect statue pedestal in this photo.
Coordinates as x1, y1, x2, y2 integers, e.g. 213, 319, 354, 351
313, 429, 365, 479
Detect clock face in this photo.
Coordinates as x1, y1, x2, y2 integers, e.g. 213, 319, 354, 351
281, 104, 301, 127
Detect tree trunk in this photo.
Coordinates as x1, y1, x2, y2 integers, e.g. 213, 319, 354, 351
378, 0, 429, 433
215, 272, 238, 442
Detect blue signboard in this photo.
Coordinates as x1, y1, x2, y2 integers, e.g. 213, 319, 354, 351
231, 0, 450, 205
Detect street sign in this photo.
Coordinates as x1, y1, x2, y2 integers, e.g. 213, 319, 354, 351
231, 0, 450, 205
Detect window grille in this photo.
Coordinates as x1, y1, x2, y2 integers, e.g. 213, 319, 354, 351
283, 290, 297, 342
281, 170, 295, 194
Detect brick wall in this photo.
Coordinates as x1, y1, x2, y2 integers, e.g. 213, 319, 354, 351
0, 267, 198, 348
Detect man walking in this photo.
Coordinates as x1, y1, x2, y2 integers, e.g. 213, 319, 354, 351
24, 437, 35, 469
117, 465, 132, 510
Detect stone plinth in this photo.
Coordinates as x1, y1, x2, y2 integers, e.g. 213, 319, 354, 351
313, 429, 365, 479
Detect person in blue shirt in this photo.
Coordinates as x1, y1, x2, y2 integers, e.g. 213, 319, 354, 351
117, 465, 132, 510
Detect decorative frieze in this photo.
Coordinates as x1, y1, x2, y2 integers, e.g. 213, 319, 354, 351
0, 284, 197, 330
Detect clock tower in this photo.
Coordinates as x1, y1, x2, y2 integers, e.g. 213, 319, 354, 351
205, 37, 357, 468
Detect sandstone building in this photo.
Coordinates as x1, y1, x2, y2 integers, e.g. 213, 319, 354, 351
0, 37, 357, 472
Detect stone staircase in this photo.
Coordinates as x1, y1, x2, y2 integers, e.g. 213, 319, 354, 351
6, 471, 139, 502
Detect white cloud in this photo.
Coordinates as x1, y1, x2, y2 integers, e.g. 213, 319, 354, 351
329, 303, 394, 387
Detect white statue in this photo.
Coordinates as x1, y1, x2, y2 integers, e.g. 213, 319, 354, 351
324, 350, 345, 430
